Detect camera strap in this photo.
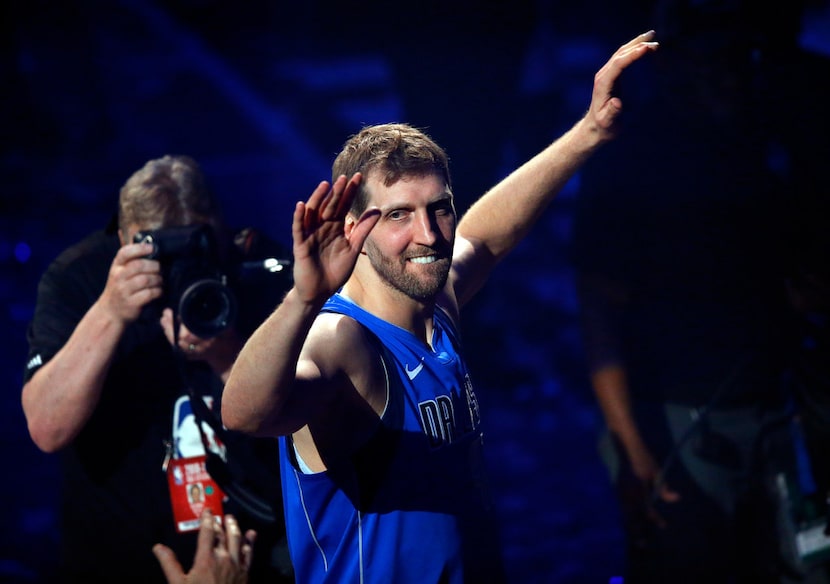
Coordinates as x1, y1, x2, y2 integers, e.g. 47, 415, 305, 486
170, 335, 280, 525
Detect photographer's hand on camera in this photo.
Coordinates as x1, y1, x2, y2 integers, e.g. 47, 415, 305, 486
161, 308, 243, 383
100, 241, 164, 323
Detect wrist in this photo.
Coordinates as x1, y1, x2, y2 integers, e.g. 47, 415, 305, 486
90, 298, 130, 338
571, 116, 609, 152
284, 286, 328, 315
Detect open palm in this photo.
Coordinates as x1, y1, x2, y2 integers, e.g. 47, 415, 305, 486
291, 173, 380, 304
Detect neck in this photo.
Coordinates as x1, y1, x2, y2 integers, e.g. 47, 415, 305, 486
342, 272, 435, 347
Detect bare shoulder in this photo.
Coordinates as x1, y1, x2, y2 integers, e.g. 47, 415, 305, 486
303, 312, 388, 413
295, 311, 389, 469
305, 312, 373, 367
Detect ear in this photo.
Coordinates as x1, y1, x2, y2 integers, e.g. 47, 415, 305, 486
344, 214, 357, 237
344, 213, 370, 255
117, 229, 127, 246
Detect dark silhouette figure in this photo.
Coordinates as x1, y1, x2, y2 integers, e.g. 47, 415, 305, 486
573, 1, 830, 581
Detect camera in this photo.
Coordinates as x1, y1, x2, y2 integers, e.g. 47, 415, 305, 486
134, 224, 237, 339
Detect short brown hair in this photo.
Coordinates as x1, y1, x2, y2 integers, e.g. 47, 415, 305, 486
332, 123, 451, 215
118, 155, 222, 231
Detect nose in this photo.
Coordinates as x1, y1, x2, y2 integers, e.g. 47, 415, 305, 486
413, 210, 439, 246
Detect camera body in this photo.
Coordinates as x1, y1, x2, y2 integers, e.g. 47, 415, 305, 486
134, 224, 237, 338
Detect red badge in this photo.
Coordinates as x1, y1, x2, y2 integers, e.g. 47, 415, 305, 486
167, 455, 225, 532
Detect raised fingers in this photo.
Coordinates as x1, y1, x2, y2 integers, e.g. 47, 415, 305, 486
300, 173, 363, 235
193, 509, 219, 567
589, 31, 659, 131
602, 30, 658, 79
152, 543, 185, 584
302, 180, 334, 234
617, 30, 656, 54
241, 529, 256, 573
328, 172, 362, 220
224, 514, 243, 564
319, 174, 349, 222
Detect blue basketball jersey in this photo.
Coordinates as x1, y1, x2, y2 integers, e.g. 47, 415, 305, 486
279, 293, 505, 583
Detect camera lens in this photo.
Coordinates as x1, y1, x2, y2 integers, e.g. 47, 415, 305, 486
178, 279, 237, 338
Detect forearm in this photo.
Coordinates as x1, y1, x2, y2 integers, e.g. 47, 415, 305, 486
591, 364, 648, 458
205, 330, 244, 384
222, 288, 322, 436
22, 299, 126, 452
458, 116, 605, 261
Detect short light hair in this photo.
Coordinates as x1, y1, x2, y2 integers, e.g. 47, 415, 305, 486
118, 155, 222, 231
332, 123, 451, 215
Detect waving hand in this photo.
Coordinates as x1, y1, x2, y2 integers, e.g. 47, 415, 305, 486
587, 30, 659, 142
291, 173, 380, 304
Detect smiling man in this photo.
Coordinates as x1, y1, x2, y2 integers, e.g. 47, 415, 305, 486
222, 32, 658, 583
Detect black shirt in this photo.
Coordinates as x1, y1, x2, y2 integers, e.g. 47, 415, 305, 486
24, 226, 293, 583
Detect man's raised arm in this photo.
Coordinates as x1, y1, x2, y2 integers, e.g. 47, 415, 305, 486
452, 31, 658, 306
222, 174, 380, 436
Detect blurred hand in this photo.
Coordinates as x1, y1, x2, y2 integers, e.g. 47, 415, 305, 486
153, 511, 255, 584
615, 439, 680, 544
100, 241, 163, 323
160, 308, 242, 380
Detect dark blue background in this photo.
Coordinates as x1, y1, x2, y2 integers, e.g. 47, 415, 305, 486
2, 2, 829, 582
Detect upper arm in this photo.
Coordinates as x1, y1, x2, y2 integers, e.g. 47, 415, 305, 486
298, 313, 385, 408
25, 260, 90, 380
445, 234, 498, 311
288, 313, 389, 468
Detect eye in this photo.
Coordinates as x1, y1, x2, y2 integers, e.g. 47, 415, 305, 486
387, 209, 408, 221
432, 201, 455, 216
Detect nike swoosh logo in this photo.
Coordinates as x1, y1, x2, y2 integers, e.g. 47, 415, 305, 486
405, 360, 424, 380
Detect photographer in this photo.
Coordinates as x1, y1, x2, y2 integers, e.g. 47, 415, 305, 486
21, 155, 293, 583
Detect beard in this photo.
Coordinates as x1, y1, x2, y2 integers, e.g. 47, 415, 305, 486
365, 242, 451, 302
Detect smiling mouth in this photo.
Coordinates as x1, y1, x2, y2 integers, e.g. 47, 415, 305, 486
409, 256, 438, 264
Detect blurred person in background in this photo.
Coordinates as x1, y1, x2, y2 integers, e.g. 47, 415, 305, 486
573, 1, 830, 581
21, 155, 294, 583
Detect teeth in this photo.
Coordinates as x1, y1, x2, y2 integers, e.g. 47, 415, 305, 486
410, 256, 436, 264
